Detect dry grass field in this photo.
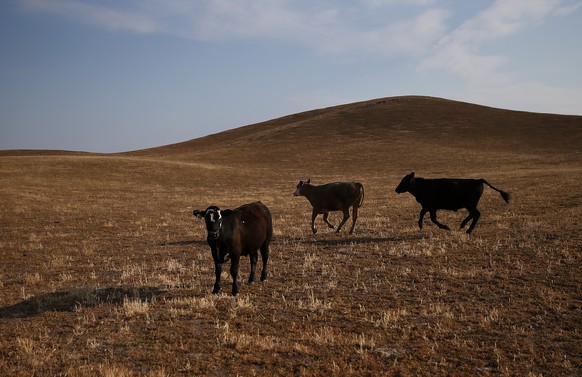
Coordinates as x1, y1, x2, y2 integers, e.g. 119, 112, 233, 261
1, 96, 581, 376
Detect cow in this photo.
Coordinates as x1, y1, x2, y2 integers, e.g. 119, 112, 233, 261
395, 172, 510, 234
193, 201, 272, 296
293, 180, 365, 235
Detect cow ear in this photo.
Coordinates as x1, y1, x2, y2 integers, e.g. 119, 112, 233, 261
409, 172, 415, 178
307, 179, 311, 184
193, 210, 204, 219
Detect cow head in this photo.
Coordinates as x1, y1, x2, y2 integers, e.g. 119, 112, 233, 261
193, 206, 223, 240
395, 172, 415, 194
293, 179, 310, 196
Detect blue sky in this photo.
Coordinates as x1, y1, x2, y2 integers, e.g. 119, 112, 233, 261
1, 0, 581, 153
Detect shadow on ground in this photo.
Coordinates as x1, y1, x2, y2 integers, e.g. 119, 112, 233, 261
0, 285, 191, 319
159, 239, 207, 247
276, 232, 427, 246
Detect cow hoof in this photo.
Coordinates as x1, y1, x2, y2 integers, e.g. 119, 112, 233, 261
232, 282, 241, 296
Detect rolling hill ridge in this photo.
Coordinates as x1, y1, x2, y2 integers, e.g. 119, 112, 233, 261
130, 96, 581, 158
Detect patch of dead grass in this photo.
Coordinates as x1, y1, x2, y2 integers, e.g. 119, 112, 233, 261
1, 104, 581, 375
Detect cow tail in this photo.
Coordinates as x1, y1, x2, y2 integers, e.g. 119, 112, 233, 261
482, 179, 510, 204
355, 183, 365, 208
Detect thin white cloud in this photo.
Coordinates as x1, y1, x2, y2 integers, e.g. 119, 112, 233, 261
360, 0, 436, 7
18, 0, 448, 59
19, 0, 160, 34
418, 0, 573, 82
16, 0, 579, 68
17, 0, 581, 115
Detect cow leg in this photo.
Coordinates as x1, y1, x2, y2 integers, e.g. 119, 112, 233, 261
348, 206, 358, 235
230, 255, 241, 296
260, 243, 269, 282
336, 208, 350, 233
466, 209, 481, 234
418, 208, 427, 229
460, 210, 474, 229
311, 209, 319, 234
248, 251, 258, 284
323, 212, 335, 229
430, 210, 450, 230
212, 262, 222, 294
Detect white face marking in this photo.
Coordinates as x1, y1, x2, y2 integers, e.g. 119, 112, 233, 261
293, 187, 301, 196
206, 209, 221, 223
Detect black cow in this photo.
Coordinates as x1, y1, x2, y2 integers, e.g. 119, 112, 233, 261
193, 201, 272, 296
395, 172, 510, 234
293, 180, 364, 235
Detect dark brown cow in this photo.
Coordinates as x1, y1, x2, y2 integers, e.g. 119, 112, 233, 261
395, 172, 510, 234
293, 180, 364, 235
193, 201, 272, 296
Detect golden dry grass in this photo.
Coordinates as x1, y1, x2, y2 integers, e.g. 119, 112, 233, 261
1, 96, 581, 376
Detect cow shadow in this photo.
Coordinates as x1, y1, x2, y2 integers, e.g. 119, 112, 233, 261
309, 233, 427, 246
277, 233, 427, 247
0, 285, 186, 319
159, 239, 207, 247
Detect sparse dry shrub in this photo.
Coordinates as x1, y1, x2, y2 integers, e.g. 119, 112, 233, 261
164, 258, 183, 272
121, 297, 150, 317
302, 252, 317, 273
80, 240, 96, 255
355, 333, 376, 354
120, 264, 148, 285
48, 253, 73, 269
23, 272, 42, 285
59, 272, 74, 282
14, 334, 56, 370
311, 326, 339, 345
153, 273, 179, 287
421, 302, 455, 320
222, 330, 281, 351
232, 295, 255, 311
168, 295, 217, 318
16, 337, 35, 355
372, 308, 409, 329
479, 306, 501, 327
98, 363, 135, 377
86, 337, 100, 349
296, 288, 333, 312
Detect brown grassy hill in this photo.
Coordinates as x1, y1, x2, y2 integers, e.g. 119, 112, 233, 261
1, 96, 581, 376
127, 96, 581, 171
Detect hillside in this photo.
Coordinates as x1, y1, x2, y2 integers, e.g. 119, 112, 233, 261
1, 96, 581, 376
127, 96, 582, 171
